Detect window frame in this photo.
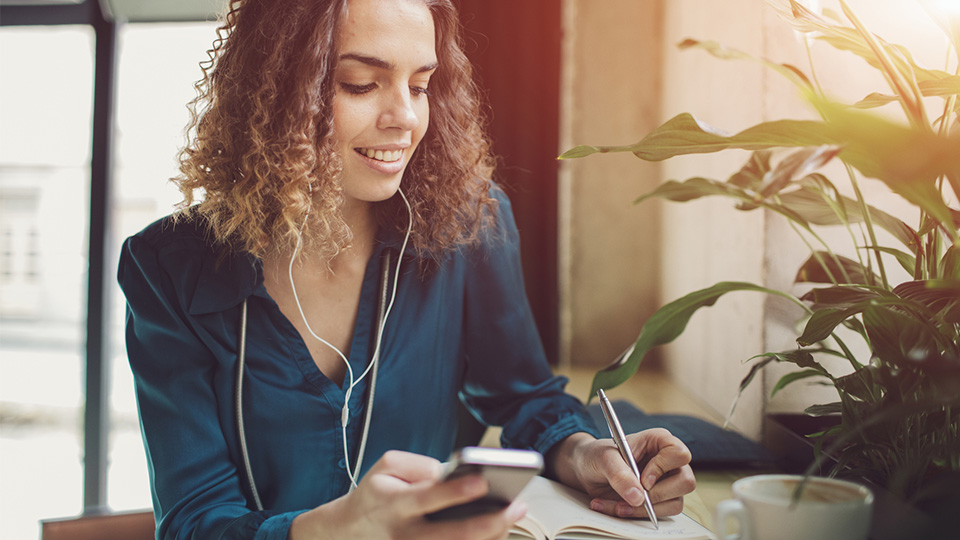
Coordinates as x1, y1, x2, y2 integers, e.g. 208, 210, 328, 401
0, 0, 175, 513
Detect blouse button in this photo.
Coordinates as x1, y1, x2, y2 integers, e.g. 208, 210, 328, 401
338, 458, 347, 469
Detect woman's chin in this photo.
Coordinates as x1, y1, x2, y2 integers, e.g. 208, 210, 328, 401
343, 180, 405, 206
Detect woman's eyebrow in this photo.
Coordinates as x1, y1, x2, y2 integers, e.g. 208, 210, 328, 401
338, 53, 438, 73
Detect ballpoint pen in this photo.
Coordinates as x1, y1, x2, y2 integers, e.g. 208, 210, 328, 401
597, 389, 659, 530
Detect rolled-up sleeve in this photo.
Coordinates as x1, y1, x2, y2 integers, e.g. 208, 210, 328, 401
119, 233, 301, 540
459, 190, 600, 454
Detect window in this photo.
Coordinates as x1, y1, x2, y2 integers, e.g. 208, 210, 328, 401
0, 189, 41, 314
0, 24, 94, 540
0, 20, 218, 539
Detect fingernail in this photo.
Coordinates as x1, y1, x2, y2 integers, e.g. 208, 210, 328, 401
644, 474, 657, 490
590, 499, 603, 512
507, 501, 527, 521
616, 503, 633, 517
625, 487, 644, 506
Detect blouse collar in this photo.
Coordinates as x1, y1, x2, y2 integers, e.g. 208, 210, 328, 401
185, 223, 417, 316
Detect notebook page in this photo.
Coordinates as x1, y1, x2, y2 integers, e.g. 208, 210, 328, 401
515, 476, 713, 540
510, 514, 549, 540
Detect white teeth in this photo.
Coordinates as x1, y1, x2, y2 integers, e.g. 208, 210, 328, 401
358, 148, 402, 162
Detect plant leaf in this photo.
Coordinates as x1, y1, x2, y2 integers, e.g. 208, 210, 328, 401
839, 0, 925, 124
817, 32, 953, 86
561, 105, 960, 241
820, 7, 843, 23
738, 355, 776, 394
776, 181, 920, 253
893, 280, 960, 308
806, 402, 843, 416
557, 144, 603, 160
749, 349, 827, 371
862, 304, 940, 367
798, 305, 865, 346
835, 367, 880, 402
863, 246, 917, 276
795, 252, 878, 285
836, 76, 960, 110
590, 282, 802, 396
940, 246, 960, 279
772, 0, 956, 88
801, 285, 882, 308
811, 99, 960, 234
921, 0, 960, 66
633, 177, 747, 205
771, 368, 831, 397
729, 150, 773, 191
918, 76, 960, 98
677, 38, 813, 91
760, 146, 842, 198
632, 166, 826, 231
797, 290, 951, 347
558, 113, 838, 161
894, 279, 960, 325
852, 92, 898, 110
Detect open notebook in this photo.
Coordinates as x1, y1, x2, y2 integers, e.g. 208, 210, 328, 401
510, 476, 713, 540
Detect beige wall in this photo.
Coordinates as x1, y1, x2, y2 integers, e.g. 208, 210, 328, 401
559, 0, 770, 437
559, 0, 666, 372
657, 0, 769, 438
560, 0, 954, 439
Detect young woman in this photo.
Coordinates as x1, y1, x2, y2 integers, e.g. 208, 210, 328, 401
118, 0, 696, 538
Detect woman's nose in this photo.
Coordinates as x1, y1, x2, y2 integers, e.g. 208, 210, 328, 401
377, 87, 420, 132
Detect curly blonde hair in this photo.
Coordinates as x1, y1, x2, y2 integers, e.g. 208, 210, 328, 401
174, 0, 497, 261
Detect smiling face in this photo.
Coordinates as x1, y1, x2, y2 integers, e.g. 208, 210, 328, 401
331, 0, 437, 213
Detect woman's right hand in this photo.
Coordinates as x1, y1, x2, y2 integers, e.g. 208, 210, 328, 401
289, 450, 527, 540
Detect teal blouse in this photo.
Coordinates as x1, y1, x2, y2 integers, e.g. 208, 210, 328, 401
119, 188, 599, 539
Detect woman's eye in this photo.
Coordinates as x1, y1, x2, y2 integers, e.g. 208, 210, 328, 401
410, 86, 430, 97
340, 82, 376, 95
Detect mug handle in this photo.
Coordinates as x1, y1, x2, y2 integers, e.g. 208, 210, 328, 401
714, 499, 749, 540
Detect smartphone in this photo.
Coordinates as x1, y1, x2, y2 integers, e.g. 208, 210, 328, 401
425, 446, 544, 521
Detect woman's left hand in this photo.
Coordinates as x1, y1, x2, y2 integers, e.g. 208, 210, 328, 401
549, 429, 696, 519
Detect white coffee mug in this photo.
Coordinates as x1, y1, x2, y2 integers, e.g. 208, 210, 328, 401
714, 474, 873, 540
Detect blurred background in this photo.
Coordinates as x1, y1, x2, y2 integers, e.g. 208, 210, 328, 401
0, 0, 954, 538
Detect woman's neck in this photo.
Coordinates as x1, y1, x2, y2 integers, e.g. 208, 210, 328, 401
259, 198, 377, 284
339, 197, 377, 258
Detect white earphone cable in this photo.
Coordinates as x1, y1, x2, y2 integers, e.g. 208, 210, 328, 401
349, 189, 412, 482
287, 201, 359, 486
288, 187, 413, 489
355, 188, 411, 387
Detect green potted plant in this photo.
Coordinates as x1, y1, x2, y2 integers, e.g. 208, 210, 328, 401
561, 0, 960, 531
